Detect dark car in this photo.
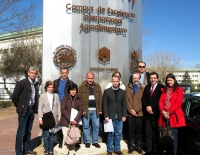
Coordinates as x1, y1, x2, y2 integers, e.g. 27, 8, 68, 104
178, 93, 200, 155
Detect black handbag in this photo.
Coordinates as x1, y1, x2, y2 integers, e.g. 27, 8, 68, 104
159, 119, 174, 144
40, 94, 56, 129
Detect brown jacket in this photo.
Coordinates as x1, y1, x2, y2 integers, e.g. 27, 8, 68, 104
125, 83, 144, 117
59, 94, 83, 127
78, 81, 102, 117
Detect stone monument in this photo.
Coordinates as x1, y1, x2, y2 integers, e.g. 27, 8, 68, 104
42, 0, 142, 88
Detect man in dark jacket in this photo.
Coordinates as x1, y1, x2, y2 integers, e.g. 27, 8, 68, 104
142, 72, 163, 155
53, 67, 77, 148
103, 76, 127, 155
12, 67, 39, 155
53, 67, 77, 103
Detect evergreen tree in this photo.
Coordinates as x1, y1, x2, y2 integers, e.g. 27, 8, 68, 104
182, 71, 192, 84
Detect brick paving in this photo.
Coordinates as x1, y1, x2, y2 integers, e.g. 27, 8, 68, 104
0, 112, 40, 155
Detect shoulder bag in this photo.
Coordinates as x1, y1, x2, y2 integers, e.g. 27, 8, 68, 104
40, 94, 56, 129
65, 124, 81, 145
159, 119, 174, 144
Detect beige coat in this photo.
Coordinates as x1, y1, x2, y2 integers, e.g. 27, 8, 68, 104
125, 83, 144, 117
38, 93, 61, 125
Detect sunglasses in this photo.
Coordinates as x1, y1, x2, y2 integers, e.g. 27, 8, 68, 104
138, 66, 145, 68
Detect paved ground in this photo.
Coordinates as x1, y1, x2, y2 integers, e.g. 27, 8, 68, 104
0, 107, 144, 155
0, 106, 41, 155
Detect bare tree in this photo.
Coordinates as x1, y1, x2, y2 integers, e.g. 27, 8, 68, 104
0, 0, 40, 33
144, 51, 181, 84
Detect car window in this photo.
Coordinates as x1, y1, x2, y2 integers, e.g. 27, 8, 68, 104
189, 99, 200, 118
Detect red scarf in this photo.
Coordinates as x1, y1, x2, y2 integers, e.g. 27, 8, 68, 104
165, 87, 173, 108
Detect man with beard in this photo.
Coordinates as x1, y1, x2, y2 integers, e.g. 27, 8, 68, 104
125, 73, 144, 154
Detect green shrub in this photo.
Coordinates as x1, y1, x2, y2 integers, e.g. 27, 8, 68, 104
0, 101, 13, 108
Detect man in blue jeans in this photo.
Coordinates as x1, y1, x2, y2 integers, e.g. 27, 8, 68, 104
78, 72, 102, 148
103, 76, 127, 155
12, 67, 39, 155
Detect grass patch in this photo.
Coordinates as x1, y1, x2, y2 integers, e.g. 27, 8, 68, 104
0, 101, 13, 108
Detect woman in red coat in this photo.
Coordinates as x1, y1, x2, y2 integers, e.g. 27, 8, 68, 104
158, 73, 186, 155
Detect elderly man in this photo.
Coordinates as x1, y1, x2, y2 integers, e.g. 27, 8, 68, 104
12, 67, 39, 155
78, 72, 102, 148
126, 73, 144, 154
129, 61, 150, 86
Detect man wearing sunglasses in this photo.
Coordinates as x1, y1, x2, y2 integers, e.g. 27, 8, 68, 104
129, 61, 150, 86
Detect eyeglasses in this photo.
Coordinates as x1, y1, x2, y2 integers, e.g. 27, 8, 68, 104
138, 66, 145, 68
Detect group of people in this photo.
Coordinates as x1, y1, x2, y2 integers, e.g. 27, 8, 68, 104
12, 61, 186, 155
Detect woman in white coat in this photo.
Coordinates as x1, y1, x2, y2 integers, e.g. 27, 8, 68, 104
38, 80, 61, 155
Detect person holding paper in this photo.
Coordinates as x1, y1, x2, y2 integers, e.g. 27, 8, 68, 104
59, 84, 83, 155
53, 67, 78, 148
103, 76, 127, 155
38, 81, 61, 155
125, 73, 144, 154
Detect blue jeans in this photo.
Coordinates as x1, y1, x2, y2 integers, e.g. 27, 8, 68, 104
82, 110, 100, 143
15, 108, 34, 155
172, 128, 178, 155
107, 114, 123, 152
43, 130, 55, 153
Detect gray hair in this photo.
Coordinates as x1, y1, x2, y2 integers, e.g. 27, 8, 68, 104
28, 67, 37, 73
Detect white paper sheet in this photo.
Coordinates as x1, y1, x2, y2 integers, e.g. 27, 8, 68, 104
103, 119, 114, 132
54, 124, 61, 134
70, 108, 82, 125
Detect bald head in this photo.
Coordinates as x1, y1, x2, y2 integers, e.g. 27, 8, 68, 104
86, 72, 94, 86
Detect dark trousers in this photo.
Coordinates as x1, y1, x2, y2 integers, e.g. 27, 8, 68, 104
56, 130, 63, 147
127, 116, 143, 151
15, 108, 34, 155
145, 118, 159, 153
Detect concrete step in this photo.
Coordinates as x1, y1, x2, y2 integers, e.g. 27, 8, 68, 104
53, 140, 128, 155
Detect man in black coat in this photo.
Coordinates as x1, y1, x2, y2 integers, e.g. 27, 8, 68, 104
103, 76, 127, 155
129, 61, 150, 86
141, 72, 163, 155
12, 67, 39, 155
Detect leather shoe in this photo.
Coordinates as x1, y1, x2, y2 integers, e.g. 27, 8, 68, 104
114, 151, 124, 155
92, 143, 101, 148
85, 143, 90, 148
137, 149, 143, 154
107, 152, 113, 155
25, 151, 36, 155
128, 149, 134, 154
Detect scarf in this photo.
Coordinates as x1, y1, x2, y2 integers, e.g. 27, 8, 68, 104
165, 87, 173, 108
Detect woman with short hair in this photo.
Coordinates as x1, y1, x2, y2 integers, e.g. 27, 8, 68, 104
59, 83, 83, 155
38, 80, 61, 155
